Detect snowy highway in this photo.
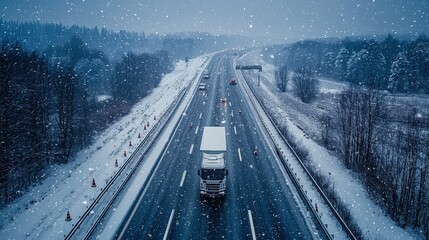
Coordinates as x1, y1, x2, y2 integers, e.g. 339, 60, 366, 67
116, 52, 324, 239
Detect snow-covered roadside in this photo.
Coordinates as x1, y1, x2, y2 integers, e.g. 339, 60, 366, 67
238, 50, 416, 239
0, 55, 211, 240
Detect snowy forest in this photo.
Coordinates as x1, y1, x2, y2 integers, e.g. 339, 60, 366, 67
0, 21, 182, 207
274, 35, 429, 233
0, 19, 257, 207
283, 34, 429, 93
0, 19, 254, 60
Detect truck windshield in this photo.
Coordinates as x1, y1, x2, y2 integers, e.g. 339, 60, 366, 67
201, 169, 225, 180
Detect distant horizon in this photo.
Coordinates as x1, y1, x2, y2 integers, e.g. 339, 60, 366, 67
1, 0, 427, 45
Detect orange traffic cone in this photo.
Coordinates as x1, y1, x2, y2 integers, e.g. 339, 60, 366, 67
115, 159, 118, 167
65, 211, 72, 221
91, 178, 96, 187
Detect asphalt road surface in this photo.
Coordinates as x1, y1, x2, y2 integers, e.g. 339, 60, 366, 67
117, 52, 323, 240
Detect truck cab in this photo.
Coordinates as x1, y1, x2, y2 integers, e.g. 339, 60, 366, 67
198, 127, 228, 198
198, 153, 228, 197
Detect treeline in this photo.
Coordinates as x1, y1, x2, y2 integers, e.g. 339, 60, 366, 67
111, 50, 171, 104
283, 34, 429, 93
322, 87, 429, 237
0, 19, 254, 60
0, 35, 172, 207
0, 18, 149, 59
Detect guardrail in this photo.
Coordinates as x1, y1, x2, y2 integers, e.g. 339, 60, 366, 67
236, 67, 357, 240
64, 71, 202, 239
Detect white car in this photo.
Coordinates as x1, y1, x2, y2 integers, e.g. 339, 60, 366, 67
198, 83, 207, 90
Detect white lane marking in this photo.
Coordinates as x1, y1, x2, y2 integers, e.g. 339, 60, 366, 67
234, 126, 237, 135
180, 170, 187, 187
189, 144, 194, 154
238, 148, 242, 162
195, 126, 199, 134
163, 209, 175, 240
199, 113, 203, 119
229, 102, 232, 107
248, 210, 257, 240
231, 110, 234, 117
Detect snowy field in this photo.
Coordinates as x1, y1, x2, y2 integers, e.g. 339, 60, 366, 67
238, 49, 421, 239
0, 55, 210, 239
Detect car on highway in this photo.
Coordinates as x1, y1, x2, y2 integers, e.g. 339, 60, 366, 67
220, 97, 227, 102
202, 70, 210, 79
198, 83, 207, 90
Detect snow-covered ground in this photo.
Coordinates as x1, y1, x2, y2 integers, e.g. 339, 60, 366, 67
238, 49, 419, 239
0, 55, 211, 240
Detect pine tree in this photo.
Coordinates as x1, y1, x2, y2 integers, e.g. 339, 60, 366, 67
335, 47, 350, 81
347, 46, 385, 88
388, 52, 410, 93
410, 42, 429, 93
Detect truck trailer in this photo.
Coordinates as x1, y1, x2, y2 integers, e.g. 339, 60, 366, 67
197, 126, 228, 197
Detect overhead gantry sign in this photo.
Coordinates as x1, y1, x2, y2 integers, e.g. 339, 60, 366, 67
235, 65, 262, 72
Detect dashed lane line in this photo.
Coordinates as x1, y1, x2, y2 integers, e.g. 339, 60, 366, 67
179, 170, 187, 187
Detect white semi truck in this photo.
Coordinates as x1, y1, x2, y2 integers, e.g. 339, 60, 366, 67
197, 126, 228, 197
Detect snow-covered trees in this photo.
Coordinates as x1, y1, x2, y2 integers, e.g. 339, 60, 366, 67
388, 52, 410, 92
320, 51, 336, 77
376, 108, 429, 231
335, 47, 350, 81
282, 35, 428, 94
53, 64, 76, 163
325, 84, 429, 233
346, 42, 386, 88
410, 42, 429, 93
0, 40, 50, 205
0, 35, 172, 207
111, 51, 170, 104
286, 40, 326, 71
274, 65, 288, 92
291, 68, 319, 103
330, 87, 386, 176
381, 34, 403, 84
388, 41, 429, 93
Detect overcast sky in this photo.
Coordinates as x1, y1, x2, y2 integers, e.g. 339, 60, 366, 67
1, 0, 428, 42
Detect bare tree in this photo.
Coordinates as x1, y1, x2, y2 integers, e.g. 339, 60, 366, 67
320, 113, 332, 147
291, 68, 319, 103
275, 64, 288, 92
330, 86, 386, 178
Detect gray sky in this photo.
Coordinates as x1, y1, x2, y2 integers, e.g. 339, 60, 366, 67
1, 0, 428, 42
